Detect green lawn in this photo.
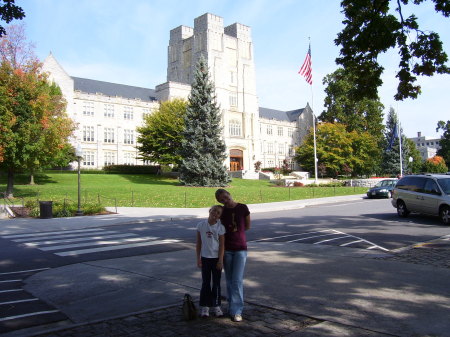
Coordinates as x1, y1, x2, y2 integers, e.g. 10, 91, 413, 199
1, 172, 367, 208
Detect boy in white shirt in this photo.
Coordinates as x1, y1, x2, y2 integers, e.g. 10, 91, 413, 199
196, 205, 225, 317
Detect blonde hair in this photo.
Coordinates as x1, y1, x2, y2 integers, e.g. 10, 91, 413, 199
209, 205, 223, 213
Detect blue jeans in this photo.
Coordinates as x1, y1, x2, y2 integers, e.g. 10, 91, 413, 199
224, 250, 247, 316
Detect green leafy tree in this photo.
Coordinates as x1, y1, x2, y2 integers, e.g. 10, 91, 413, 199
178, 56, 230, 187
381, 107, 422, 175
422, 155, 448, 173
320, 68, 385, 138
436, 120, 450, 166
336, 0, 450, 101
295, 122, 379, 178
0, 1, 24, 37
0, 25, 74, 196
137, 98, 187, 166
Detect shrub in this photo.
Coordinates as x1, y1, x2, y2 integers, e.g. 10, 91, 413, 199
293, 182, 304, 187
24, 199, 106, 217
103, 165, 160, 174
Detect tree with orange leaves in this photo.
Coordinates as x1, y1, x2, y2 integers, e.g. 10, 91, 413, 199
422, 156, 448, 174
0, 24, 74, 197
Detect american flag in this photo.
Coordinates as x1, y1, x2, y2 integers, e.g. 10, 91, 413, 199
298, 44, 312, 85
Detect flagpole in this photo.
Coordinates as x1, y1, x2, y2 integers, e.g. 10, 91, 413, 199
398, 120, 403, 177
311, 87, 318, 184
298, 39, 318, 184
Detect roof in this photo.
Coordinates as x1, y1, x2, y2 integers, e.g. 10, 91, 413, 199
72, 77, 157, 102
259, 107, 308, 122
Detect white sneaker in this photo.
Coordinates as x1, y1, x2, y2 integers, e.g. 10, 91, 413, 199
212, 306, 223, 317
200, 306, 209, 317
233, 314, 242, 322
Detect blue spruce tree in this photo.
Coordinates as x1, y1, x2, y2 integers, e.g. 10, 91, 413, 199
179, 56, 230, 186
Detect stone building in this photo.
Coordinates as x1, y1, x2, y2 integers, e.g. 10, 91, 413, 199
43, 13, 313, 173
409, 131, 442, 160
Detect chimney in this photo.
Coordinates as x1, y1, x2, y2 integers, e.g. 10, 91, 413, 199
417, 132, 421, 138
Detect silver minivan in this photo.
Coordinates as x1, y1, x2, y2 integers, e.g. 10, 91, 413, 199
391, 174, 450, 224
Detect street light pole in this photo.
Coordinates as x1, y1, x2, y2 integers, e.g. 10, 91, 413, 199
75, 144, 83, 216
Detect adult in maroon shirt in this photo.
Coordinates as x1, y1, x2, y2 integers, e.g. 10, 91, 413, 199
215, 188, 251, 322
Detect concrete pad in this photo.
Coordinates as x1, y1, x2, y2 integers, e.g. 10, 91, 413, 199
24, 242, 450, 337
288, 321, 389, 336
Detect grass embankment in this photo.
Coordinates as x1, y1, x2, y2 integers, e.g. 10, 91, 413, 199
0, 172, 367, 208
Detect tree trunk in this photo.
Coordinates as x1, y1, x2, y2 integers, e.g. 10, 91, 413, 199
6, 169, 14, 198
29, 171, 35, 185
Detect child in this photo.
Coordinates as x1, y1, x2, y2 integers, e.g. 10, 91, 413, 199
196, 205, 226, 317
215, 188, 251, 322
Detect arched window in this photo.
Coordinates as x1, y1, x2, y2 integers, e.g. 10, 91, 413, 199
229, 119, 242, 137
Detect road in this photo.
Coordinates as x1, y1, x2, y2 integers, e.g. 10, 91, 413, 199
1, 198, 448, 333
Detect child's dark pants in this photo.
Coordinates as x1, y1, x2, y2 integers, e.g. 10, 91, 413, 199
200, 257, 222, 307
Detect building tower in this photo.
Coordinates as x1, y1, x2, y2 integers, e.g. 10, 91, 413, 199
156, 13, 261, 171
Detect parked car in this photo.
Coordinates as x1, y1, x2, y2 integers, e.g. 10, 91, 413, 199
391, 174, 450, 224
366, 179, 398, 198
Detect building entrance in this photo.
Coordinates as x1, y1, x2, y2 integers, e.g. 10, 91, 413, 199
230, 149, 243, 171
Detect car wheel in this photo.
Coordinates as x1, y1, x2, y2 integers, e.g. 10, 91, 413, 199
397, 200, 409, 218
439, 206, 450, 225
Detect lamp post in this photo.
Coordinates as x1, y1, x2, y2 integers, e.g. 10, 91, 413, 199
75, 144, 83, 216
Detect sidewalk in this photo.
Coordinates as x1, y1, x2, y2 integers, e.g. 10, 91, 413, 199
0, 195, 366, 235
1, 195, 450, 337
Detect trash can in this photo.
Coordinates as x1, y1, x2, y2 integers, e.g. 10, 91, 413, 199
39, 201, 53, 219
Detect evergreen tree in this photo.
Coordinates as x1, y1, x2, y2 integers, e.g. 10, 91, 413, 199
178, 56, 230, 187
381, 107, 422, 176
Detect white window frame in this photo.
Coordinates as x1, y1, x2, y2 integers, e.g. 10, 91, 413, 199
277, 126, 283, 137
83, 101, 94, 116
124, 106, 134, 120
83, 126, 95, 142
229, 119, 241, 137
104, 104, 114, 118
82, 151, 95, 166
104, 128, 115, 143
266, 125, 273, 136
104, 151, 116, 166
124, 129, 134, 144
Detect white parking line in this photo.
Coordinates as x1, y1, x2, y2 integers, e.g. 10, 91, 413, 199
24, 233, 137, 247
332, 230, 389, 252
0, 268, 49, 276
0, 298, 39, 305
13, 231, 118, 242
314, 236, 351, 244
287, 232, 338, 243
340, 240, 363, 246
1, 228, 104, 239
250, 230, 333, 242
0, 289, 23, 293
0, 310, 60, 322
56, 239, 181, 256
40, 236, 161, 251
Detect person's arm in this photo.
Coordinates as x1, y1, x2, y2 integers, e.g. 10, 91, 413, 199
196, 231, 202, 268
244, 214, 251, 230
216, 234, 224, 270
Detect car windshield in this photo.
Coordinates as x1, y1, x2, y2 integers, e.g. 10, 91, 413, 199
437, 178, 450, 194
375, 180, 396, 188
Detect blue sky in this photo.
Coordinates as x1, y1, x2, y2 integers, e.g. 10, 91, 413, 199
16, 0, 450, 138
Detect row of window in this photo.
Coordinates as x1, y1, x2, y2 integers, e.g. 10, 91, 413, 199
83, 151, 136, 166
416, 141, 440, 147
265, 160, 295, 169
82, 126, 135, 144
82, 101, 151, 120
263, 143, 295, 156
264, 124, 294, 137
229, 121, 295, 138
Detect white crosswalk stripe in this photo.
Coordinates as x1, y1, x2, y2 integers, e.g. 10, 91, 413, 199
1, 229, 181, 257
249, 229, 389, 251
